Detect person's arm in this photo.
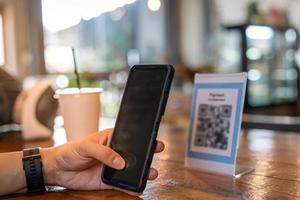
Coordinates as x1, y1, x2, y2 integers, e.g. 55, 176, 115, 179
0, 151, 27, 195
0, 129, 164, 196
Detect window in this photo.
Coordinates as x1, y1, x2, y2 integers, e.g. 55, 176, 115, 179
42, 0, 167, 73
43, 0, 138, 73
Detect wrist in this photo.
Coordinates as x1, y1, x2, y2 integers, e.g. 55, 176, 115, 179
40, 147, 57, 185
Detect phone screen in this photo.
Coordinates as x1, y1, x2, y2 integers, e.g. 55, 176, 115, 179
102, 66, 169, 188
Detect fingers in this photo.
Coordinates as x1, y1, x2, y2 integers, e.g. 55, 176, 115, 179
93, 130, 165, 154
86, 129, 113, 145
155, 140, 165, 153
78, 141, 125, 170
148, 168, 158, 180
106, 131, 113, 147
98, 129, 113, 145
83, 130, 164, 173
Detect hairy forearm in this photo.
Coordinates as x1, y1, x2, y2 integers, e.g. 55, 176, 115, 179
0, 151, 26, 195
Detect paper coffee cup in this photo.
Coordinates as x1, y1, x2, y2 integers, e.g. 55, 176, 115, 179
55, 88, 102, 141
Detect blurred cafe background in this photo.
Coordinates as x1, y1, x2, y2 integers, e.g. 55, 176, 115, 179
2, 0, 300, 134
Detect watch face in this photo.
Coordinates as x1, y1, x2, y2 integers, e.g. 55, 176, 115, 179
23, 147, 41, 157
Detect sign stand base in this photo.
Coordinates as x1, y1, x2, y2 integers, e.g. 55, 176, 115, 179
234, 164, 253, 178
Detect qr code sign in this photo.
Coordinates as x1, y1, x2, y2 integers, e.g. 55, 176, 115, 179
194, 104, 232, 150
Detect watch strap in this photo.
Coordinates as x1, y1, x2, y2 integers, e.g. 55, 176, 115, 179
22, 147, 45, 193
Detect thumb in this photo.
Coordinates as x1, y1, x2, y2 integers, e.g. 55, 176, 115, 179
78, 141, 125, 170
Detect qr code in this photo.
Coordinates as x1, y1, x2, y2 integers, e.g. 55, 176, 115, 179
194, 104, 232, 150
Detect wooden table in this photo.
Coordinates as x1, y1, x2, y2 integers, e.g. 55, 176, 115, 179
1, 122, 300, 199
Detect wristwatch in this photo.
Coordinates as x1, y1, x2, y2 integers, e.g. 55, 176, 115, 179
22, 147, 46, 193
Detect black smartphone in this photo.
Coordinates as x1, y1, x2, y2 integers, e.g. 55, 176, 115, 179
101, 64, 174, 192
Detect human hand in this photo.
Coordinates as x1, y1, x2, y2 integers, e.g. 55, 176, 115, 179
41, 129, 164, 196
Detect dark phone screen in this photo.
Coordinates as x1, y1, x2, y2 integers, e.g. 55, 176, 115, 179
103, 67, 168, 187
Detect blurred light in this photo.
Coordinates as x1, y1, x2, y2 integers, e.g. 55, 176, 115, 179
285, 49, 295, 61
273, 69, 286, 80
286, 69, 297, 80
147, 0, 161, 12
285, 29, 297, 43
42, 0, 136, 32
53, 116, 67, 146
127, 49, 140, 66
109, 71, 128, 86
55, 75, 69, 88
23, 77, 40, 89
246, 26, 274, 40
221, 49, 239, 63
248, 69, 262, 81
246, 48, 262, 60
45, 45, 73, 73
